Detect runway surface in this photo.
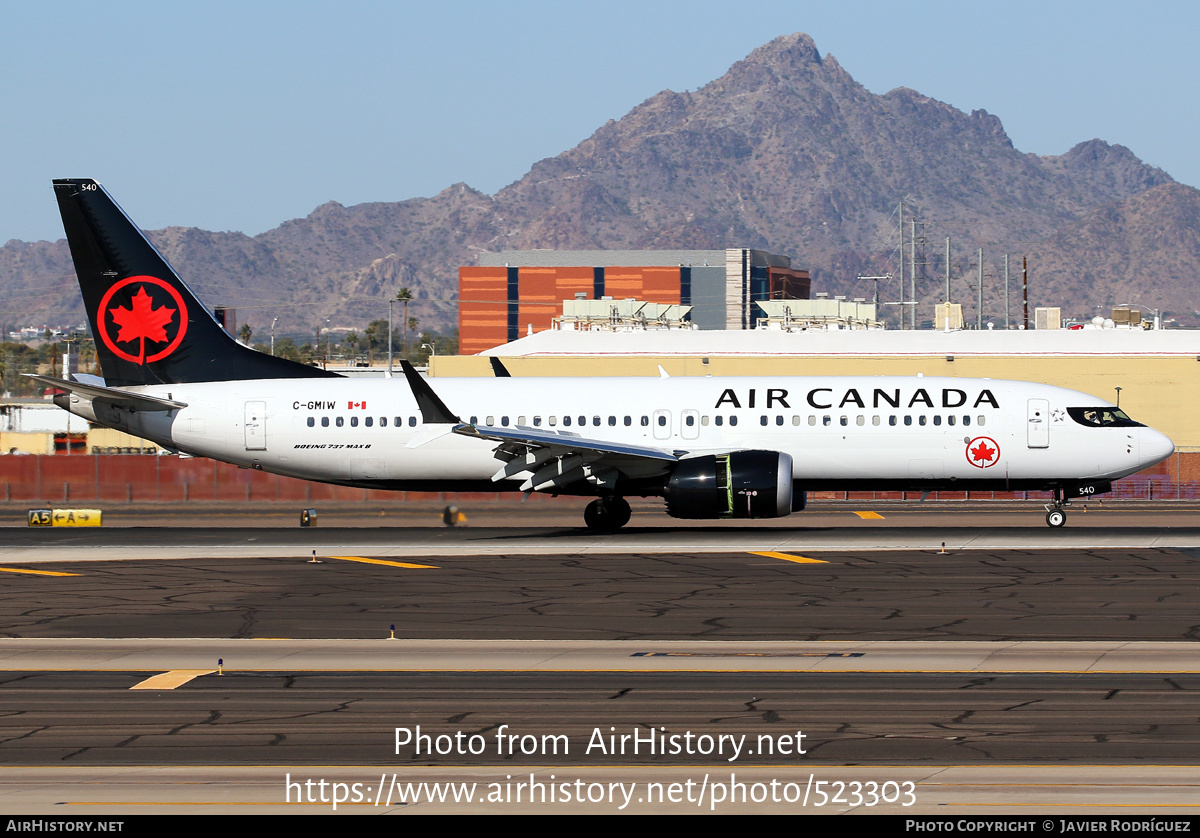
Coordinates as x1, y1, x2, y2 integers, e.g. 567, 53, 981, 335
3, 518, 1200, 564
1, 514, 1199, 814
2, 547, 1200, 640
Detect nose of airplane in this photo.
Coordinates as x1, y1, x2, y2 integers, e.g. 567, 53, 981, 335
1139, 427, 1175, 468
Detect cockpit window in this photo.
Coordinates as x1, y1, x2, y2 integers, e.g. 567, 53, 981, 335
1067, 407, 1143, 428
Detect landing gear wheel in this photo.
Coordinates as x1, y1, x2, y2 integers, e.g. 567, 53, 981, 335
608, 496, 631, 529
583, 497, 631, 531
1046, 509, 1066, 528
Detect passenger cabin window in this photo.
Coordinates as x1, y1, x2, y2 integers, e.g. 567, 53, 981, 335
336, 417, 344, 427
321, 417, 329, 427
365, 417, 373, 427
307, 417, 314, 427
715, 416, 723, 426
350, 416, 358, 427
408, 416, 417, 427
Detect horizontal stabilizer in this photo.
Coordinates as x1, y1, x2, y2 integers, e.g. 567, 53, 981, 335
24, 374, 187, 412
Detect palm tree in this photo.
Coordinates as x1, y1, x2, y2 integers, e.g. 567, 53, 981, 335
239, 323, 252, 345
364, 321, 379, 363
396, 288, 413, 361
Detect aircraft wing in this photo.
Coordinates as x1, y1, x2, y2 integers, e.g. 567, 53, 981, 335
454, 423, 682, 493
454, 423, 681, 461
396, 360, 680, 492
25, 374, 187, 412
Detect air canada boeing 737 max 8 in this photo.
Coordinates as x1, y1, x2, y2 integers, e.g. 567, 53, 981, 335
35, 179, 1175, 529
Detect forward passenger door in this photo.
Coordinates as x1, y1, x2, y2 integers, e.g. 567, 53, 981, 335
1027, 399, 1049, 448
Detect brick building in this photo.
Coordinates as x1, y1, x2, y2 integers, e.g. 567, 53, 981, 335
459, 248, 809, 355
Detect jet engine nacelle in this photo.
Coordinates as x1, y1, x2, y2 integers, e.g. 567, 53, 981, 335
664, 450, 794, 519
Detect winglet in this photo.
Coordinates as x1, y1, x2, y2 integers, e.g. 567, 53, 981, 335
399, 361, 461, 424
489, 357, 512, 377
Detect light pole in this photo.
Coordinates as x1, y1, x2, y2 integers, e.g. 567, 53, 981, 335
325, 319, 331, 368
270, 317, 278, 356
387, 299, 394, 376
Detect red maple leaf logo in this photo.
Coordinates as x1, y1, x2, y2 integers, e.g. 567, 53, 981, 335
107, 286, 177, 364
970, 441, 994, 463
967, 437, 1000, 468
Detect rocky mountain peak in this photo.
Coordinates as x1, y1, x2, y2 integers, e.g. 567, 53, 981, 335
743, 32, 825, 70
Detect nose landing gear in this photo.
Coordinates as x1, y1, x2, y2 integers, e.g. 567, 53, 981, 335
583, 496, 632, 531
1045, 487, 1069, 528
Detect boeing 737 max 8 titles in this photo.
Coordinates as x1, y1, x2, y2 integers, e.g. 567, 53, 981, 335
34, 179, 1176, 529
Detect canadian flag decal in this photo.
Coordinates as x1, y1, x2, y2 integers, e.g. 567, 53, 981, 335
349, 401, 367, 410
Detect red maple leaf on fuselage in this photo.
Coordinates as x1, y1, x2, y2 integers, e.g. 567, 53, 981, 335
108, 286, 177, 364
970, 440, 996, 464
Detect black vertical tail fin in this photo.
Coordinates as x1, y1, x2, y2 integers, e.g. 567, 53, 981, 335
52, 179, 338, 386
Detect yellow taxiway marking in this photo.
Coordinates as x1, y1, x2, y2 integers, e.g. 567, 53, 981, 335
852, 511, 885, 519
327, 556, 439, 569
130, 670, 215, 690
750, 551, 828, 564
0, 566, 79, 577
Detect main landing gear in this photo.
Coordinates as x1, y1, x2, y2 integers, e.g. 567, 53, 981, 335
583, 496, 632, 531
1044, 487, 1069, 528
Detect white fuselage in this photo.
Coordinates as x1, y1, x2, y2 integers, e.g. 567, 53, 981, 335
71, 373, 1174, 496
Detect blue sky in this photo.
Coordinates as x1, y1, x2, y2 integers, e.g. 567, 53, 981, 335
3, 1, 1197, 243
